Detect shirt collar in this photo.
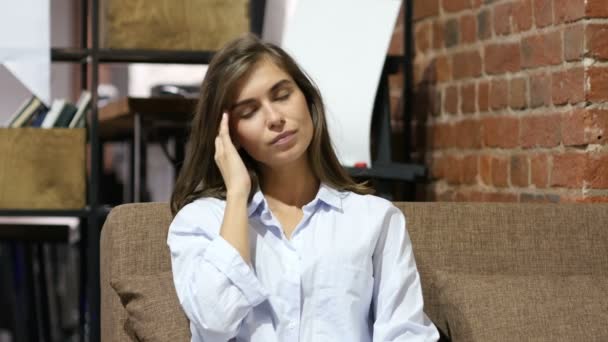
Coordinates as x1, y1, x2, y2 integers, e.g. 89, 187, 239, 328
246, 182, 344, 217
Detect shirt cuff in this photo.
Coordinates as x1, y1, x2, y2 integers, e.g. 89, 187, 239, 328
203, 235, 269, 306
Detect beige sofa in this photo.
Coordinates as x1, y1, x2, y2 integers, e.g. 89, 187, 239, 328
101, 202, 608, 341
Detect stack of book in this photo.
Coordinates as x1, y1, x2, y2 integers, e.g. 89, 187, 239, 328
3, 91, 91, 128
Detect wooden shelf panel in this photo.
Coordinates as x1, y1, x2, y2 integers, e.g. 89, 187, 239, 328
99, 97, 197, 140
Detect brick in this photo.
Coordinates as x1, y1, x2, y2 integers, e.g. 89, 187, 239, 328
489, 78, 509, 110
513, 0, 533, 32
433, 20, 445, 50
477, 81, 490, 111
552, 67, 585, 105
443, 0, 470, 13
414, 0, 440, 20
485, 42, 521, 75
430, 154, 446, 179
445, 155, 464, 184
586, 0, 608, 18
562, 108, 608, 146
477, 9, 492, 40
573, 196, 608, 203
510, 77, 528, 109
463, 154, 478, 184
415, 22, 432, 54
444, 85, 459, 114
389, 30, 404, 55
491, 156, 509, 187
520, 114, 561, 148
564, 23, 585, 61
587, 24, 608, 60
587, 154, 608, 188
429, 123, 447, 148
530, 73, 552, 108
533, 0, 553, 27
482, 116, 519, 148
461, 83, 477, 114
455, 119, 481, 148
460, 14, 477, 44
452, 50, 482, 79
493, 2, 512, 36
434, 55, 452, 83
586, 67, 608, 102
521, 31, 562, 68
551, 153, 587, 188
389, 70, 403, 89
530, 154, 549, 188
445, 19, 460, 48
472, 0, 484, 8
484, 192, 518, 202
480, 155, 492, 185
510, 154, 530, 187
554, 0, 586, 23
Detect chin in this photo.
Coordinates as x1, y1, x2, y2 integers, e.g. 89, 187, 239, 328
258, 145, 309, 169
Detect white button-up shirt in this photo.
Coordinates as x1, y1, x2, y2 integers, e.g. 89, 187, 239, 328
167, 183, 439, 341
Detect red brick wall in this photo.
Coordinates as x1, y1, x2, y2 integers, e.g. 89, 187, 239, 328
389, 0, 608, 203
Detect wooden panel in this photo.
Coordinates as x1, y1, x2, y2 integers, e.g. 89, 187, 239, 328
103, 0, 250, 51
99, 97, 197, 140
0, 128, 86, 209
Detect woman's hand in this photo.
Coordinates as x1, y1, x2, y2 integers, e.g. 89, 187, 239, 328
214, 113, 251, 197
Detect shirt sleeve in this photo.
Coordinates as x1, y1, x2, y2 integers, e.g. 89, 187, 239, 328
167, 199, 269, 341
371, 205, 440, 342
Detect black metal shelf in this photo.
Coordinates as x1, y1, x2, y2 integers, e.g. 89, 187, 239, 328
0, 208, 90, 217
0, 205, 112, 218
347, 162, 426, 182
52, 47, 215, 64
52, 47, 404, 68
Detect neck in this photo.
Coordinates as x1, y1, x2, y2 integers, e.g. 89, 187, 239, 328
259, 157, 319, 208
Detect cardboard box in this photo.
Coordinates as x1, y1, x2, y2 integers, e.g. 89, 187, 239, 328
0, 128, 86, 209
102, 0, 250, 51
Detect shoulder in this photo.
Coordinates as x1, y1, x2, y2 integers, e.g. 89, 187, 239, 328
342, 192, 405, 222
342, 191, 401, 216
170, 196, 226, 230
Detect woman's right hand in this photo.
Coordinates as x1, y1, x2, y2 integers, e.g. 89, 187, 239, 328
214, 113, 251, 197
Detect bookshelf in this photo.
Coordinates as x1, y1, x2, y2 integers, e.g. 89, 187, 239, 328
0, 1, 265, 341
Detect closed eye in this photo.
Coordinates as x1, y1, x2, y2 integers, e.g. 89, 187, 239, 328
275, 90, 292, 101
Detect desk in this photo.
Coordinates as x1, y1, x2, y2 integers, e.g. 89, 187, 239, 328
99, 97, 196, 202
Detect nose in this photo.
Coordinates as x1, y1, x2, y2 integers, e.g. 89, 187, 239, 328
263, 101, 285, 130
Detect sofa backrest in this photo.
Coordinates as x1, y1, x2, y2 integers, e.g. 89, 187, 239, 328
101, 203, 173, 342
100, 202, 608, 341
397, 202, 608, 335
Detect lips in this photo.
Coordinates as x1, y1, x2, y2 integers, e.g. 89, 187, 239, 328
270, 130, 296, 145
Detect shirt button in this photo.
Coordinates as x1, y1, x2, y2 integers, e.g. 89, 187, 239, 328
287, 322, 296, 329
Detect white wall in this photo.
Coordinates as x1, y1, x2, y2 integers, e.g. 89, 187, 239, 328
0, 0, 75, 122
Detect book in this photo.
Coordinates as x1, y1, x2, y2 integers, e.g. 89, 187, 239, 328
29, 105, 49, 127
68, 91, 91, 128
40, 99, 66, 128
9, 96, 47, 127
4, 96, 32, 127
53, 102, 78, 128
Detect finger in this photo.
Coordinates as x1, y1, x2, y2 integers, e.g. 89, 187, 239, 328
214, 136, 223, 158
219, 112, 229, 137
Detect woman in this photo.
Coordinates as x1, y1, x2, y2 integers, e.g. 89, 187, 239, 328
168, 34, 439, 342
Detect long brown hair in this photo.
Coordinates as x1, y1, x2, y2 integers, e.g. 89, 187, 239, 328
170, 34, 372, 215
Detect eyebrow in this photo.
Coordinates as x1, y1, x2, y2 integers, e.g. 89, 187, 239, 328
230, 79, 293, 111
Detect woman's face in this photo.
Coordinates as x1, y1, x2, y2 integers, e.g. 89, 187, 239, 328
228, 58, 314, 169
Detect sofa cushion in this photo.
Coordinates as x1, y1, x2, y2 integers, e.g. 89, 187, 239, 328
435, 272, 608, 342
110, 271, 191, 341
